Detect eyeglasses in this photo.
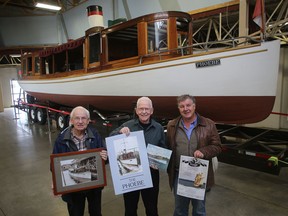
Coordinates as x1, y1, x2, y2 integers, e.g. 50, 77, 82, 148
73, 116, 88, 122
137, 107, 151, 112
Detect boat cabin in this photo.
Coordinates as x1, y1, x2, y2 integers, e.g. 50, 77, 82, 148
20, 11, 192, 79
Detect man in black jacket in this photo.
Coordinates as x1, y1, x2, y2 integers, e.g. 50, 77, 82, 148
110, 97, 165, 216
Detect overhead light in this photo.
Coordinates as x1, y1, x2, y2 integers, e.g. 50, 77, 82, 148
35, 3, 61, 11
10, 54, 21, 58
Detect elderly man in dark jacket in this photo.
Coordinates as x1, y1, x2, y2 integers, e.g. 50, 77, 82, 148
52, 106, 107, 216
110, 96, 165, 216
167, 95, 222, 216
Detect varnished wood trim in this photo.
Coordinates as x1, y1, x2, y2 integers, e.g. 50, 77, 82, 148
101, 11, 191, 35
138, 22, 148, 56
168, 17, 177, 50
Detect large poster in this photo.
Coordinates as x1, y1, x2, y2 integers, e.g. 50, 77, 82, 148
105, 131, 153, 195
177, 155, 209, 200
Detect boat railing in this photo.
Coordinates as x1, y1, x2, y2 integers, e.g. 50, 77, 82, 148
139, 36, 261, 64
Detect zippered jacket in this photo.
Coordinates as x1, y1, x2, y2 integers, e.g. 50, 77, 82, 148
110, 118, 165, 148
166, 113, 222, 189
52, 125, 105, 154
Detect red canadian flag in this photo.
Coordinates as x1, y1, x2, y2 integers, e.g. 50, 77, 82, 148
253, 0, 265, 30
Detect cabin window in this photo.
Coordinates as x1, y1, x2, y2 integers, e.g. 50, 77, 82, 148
22, 59, 27, 75
176, 17, 190, 51
54, 51, 67, 72
89, 33, 101, 63
106, 25, 138, 61
35, 56, 40, 74
40, 58, 45, 75
41, 57, 53, 75
68, 45, 84, 70
147, 20, 168, 53
27, 56, 32, 73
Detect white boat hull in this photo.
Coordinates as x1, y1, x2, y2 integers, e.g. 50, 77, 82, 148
18, 40, 280, 124
120, 158, 138, 166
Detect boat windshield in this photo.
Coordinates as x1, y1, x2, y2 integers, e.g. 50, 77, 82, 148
147, 17, 190, 54
89, 33, 101, 63
148, 20, 168, 53
35, 56, 40, 74
176, 17, 189, 48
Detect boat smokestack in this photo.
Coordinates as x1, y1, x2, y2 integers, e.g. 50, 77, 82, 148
87, 5, 104, 28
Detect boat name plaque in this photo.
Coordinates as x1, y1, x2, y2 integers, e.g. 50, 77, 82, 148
195, 59, 221, 68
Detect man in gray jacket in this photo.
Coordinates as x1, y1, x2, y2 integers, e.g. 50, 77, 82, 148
110, 96, 165, 216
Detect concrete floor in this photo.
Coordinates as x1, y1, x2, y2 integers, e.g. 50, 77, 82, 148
0, 107, 288, 216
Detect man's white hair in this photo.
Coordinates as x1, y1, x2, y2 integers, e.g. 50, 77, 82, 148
70, 106, 90, 119
136, 96, 153, 108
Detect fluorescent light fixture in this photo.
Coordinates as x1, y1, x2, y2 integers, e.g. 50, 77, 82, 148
10, 54, 21, 58
36, 3, 61, 11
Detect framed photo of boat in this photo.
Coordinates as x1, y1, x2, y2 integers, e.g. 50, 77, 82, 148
50, 148, 107, 195
105, 131, 153, 195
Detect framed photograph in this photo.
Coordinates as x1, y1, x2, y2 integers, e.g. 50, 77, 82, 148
105, 131, 153, 195
50, 148, 107, 195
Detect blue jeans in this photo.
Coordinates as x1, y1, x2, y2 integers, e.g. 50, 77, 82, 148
173, 173, 206, 216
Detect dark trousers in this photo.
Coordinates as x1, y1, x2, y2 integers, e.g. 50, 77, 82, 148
64, 188, 102, 216
123, 168, 159, 216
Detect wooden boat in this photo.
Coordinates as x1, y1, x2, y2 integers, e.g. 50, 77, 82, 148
68, 156, 98, 183
17, 10, 281, 124
118, 151, 138, 166
69, 170, 93, 183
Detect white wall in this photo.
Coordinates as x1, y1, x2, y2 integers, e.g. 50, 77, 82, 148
0, 0, 114, 46
116, 0, 232, 18
0, 0, 233, 47
0, 66, 19, 108
0, 16, 62, 47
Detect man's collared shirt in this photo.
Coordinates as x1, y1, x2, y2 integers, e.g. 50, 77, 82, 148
71, 131, 88, 151
181, 117, 198, 140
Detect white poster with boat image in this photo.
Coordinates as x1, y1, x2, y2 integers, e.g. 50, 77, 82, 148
106, 131, 153, 195
147, 144, 172, 171
177, 155, 209, 200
